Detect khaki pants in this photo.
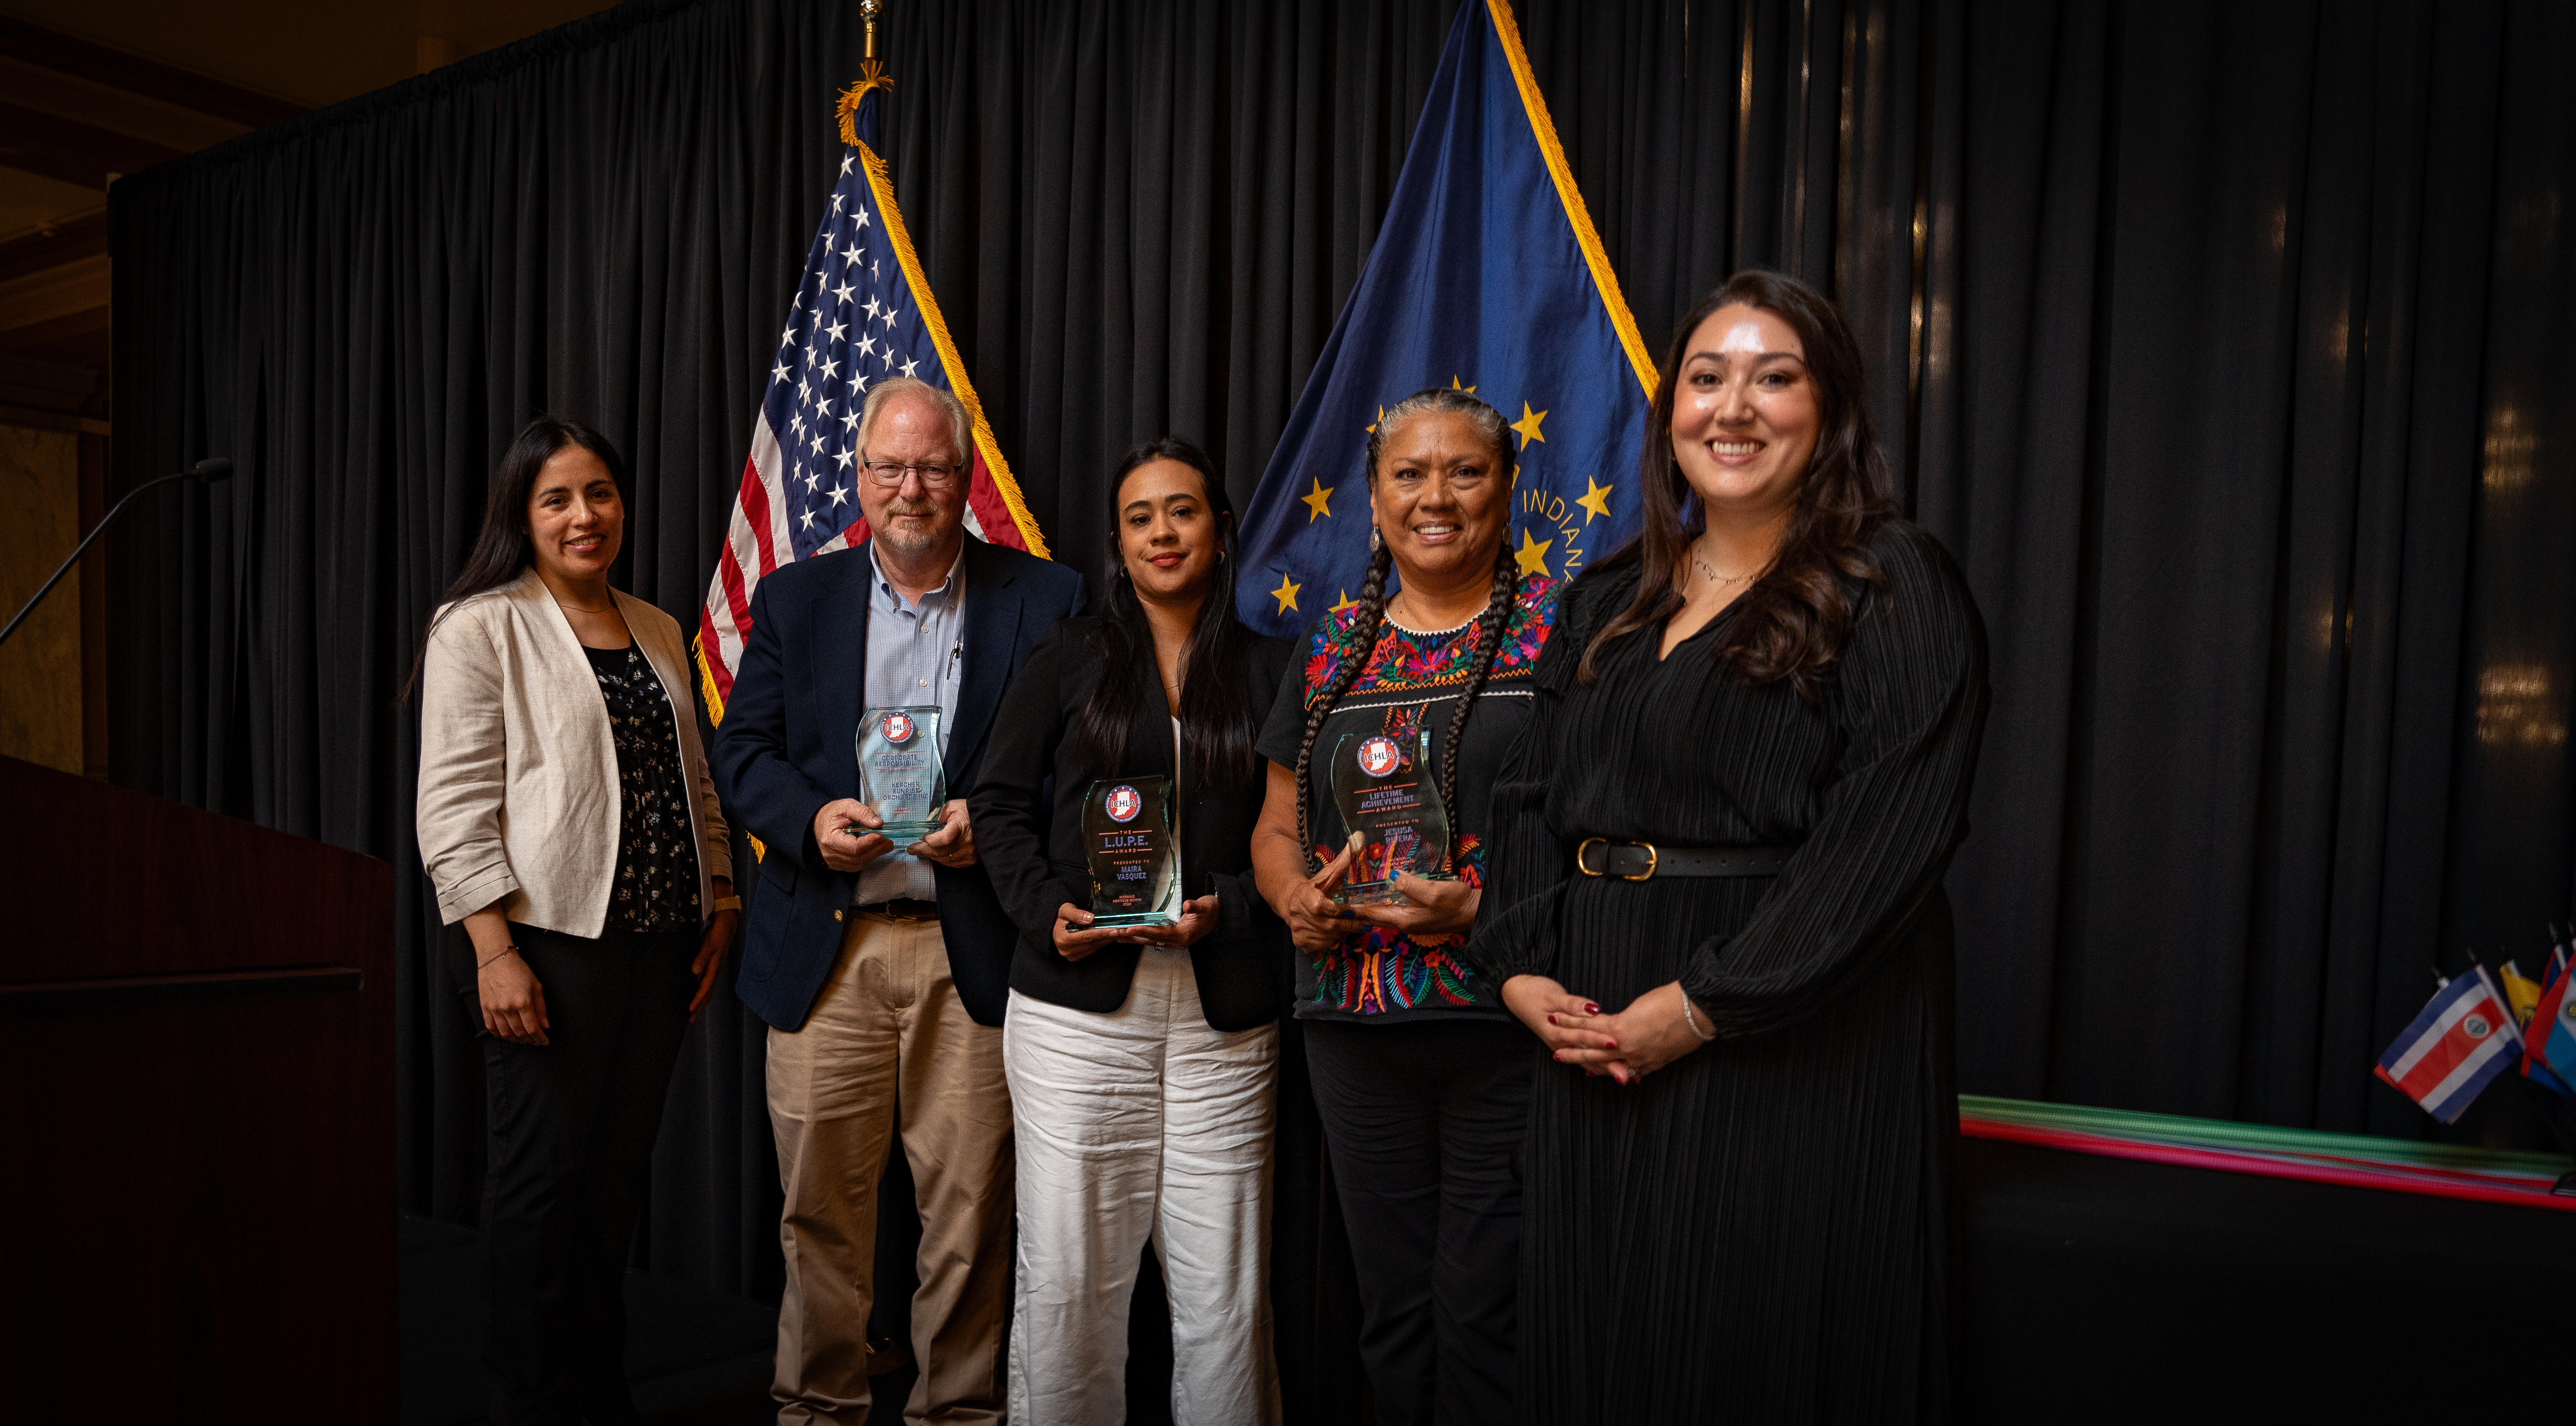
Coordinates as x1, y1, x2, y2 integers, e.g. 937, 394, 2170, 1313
767, 910, 1013, 1425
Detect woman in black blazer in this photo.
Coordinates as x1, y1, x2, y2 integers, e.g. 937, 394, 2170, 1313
972, 438, 1290, 1425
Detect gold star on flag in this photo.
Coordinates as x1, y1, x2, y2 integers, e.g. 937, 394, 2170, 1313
1511, 403, 1547, 448
1367, 404, 1384, 434
1449, 375, 1477, 393
1300, 478, 1334, 521
1513, 527, 1554, 579
1270, 573, 1302, 614
1330, 589, 1358, 614
1575, 475, 1613, 524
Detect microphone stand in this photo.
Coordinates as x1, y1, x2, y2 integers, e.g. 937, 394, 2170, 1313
0, 457, 233, 650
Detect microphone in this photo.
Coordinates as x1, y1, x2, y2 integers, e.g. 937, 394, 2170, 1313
0, 457, 234, 650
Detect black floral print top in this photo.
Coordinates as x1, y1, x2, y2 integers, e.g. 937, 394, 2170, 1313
583, 644, 702, 933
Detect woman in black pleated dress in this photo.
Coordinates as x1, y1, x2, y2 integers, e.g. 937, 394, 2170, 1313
1471, 270, 1989, 1423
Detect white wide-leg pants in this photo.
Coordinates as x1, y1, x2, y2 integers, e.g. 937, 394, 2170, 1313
1002, 947, 1282, 1426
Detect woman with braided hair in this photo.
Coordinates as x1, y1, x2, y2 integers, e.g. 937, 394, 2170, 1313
1251, 387, 1562, 1425
1472, 272, 1988, 1422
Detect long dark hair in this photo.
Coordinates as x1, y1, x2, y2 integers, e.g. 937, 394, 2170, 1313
401, 415, 630, 700
1074, 439, 1263, 789
1579, 270, 1892, 700
1288, 388, 1521, 871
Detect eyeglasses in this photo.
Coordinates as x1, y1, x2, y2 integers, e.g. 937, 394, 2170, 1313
861, 460, 963, 490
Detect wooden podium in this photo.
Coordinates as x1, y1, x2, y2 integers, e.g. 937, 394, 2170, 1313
0, 756, 396, 1423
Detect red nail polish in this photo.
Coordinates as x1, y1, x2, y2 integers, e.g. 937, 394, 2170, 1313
1585, 1003, 1601, 1014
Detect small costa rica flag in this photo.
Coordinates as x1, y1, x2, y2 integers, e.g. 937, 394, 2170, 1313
2374, 966, 2522, 1124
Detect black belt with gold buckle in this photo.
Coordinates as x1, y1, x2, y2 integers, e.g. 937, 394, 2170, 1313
1575, 839, 1791, 882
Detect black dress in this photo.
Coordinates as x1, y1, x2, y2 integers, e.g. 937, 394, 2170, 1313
1471, 520, 1989, 1423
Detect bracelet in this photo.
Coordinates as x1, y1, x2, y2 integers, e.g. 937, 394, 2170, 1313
476, 944, 521, 971
1679, 992, 1716, 1042
709, 895, 742, 913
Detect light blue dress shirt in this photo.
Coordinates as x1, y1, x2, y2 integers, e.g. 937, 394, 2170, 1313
855, 541, 964, 905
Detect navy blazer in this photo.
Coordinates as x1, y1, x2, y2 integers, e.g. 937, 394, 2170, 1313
714, 535, 1086, 1030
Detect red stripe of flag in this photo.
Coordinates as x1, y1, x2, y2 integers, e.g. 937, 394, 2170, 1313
695, 606, 735, 705
739, 454, 781, 578
963, 449, 1025, 552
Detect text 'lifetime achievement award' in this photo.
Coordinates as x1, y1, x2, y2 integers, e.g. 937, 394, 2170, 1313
1331, 729, 1453, 906
856, 707, 947, 841
1083, 776, 1180, 927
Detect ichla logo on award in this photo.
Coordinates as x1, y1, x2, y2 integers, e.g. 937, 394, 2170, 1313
880, 712, 917, 744
1357, 736, 1403, 779
1105, 785, 1144, 823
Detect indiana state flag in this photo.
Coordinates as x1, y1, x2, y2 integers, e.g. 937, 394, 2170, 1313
1234, 0, 1656, 637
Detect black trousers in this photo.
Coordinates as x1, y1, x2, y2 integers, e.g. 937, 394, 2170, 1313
1303, 1016, 1531, 1426
474, 921, 699, 1426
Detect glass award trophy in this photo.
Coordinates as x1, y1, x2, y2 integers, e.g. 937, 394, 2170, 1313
855, 706, 947, 841
1082, 776, 1180, 927
1329, 728, 1453, 906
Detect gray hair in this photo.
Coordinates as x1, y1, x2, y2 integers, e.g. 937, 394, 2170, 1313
1363, 386, 1517, 483
857, 376, 971, 468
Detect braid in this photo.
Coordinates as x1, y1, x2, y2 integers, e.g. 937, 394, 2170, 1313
1302, 383, 1520, 876
1439, 541, 1519, 832
1292, 540, 1393, 871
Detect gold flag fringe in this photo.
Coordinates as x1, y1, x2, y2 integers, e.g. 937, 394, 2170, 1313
836, 62, 891, 148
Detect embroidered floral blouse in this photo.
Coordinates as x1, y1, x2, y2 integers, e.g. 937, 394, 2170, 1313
1255, 574, 1561, 1022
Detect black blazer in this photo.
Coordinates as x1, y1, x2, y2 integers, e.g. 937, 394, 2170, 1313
712, 536, 1087, 1031
969, 619, 1293, 1032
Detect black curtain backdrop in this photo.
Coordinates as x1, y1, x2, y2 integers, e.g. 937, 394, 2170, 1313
106, 0, 2576, 1329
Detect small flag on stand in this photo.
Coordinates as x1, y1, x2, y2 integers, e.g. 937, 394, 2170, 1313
2374, 966, 2523, 1124
2502, 959, 2543, 1028
2524, 955, 2576, 1091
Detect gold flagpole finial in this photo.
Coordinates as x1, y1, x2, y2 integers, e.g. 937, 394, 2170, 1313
860, 0, 881, 62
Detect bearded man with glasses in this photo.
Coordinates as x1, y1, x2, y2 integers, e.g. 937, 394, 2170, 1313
715, 376, 1086, 1425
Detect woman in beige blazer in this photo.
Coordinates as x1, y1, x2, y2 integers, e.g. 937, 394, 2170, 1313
412, 416, 737, 1426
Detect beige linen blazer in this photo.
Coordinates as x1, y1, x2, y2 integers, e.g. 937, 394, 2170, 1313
415, 567, 732, 937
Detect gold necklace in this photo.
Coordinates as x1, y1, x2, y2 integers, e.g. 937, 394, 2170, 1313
1689, 538, 1757, 588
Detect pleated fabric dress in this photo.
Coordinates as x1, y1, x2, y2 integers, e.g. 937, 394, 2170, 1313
1470, 520, 1989, 1423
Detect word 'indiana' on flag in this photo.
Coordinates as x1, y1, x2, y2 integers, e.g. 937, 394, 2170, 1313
696, 65, 1048, 721
2374, 966, 2522, 1124
1234, 0, 1655, 639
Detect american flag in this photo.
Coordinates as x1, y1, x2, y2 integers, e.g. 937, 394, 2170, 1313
696, 71, 1049, 719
